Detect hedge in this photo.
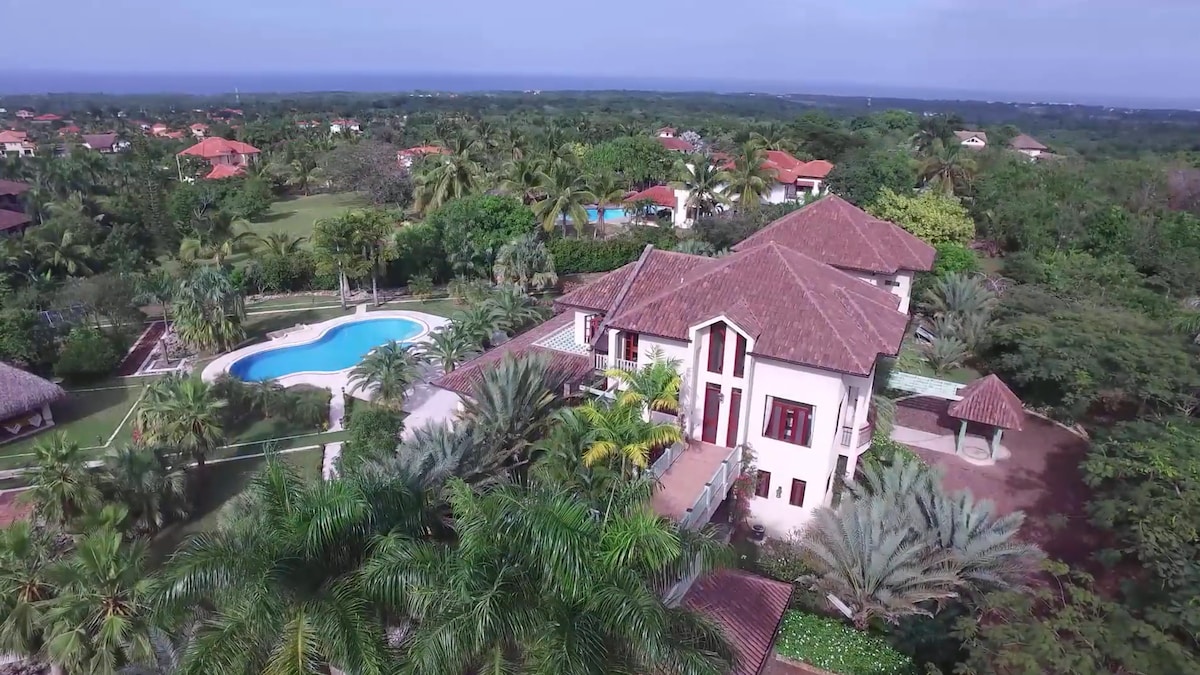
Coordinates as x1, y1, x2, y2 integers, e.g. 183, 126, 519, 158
548, 237, 645, 274
776, 612, 917, 675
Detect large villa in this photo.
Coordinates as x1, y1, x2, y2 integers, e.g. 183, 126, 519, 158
435, 195, 935, 534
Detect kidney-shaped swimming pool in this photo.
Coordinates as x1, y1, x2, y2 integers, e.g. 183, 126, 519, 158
229, 317, 425, 381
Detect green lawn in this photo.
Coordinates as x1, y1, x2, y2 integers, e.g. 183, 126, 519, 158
0, 381, 147, 467
247, 192, 368, 242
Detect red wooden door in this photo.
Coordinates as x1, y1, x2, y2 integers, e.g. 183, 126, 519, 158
725, 388, 742, 447
701, 383, 721, 444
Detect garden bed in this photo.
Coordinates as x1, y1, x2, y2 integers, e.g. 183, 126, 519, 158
775, 612, 917, 675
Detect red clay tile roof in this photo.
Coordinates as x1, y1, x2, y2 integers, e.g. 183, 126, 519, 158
657, 126, 676, 134
555, 249, 711, 313
178, 137, 260, 158
683, 569, 793, 675
82, 133, 118, 150
658, 136, 694, 152
204, 164, 245, 180
0, 209, 31, 232
0, 130, 28, 143
798, 159, 833, 178
58, 125, 81, 135
398, 145, 447, 157
1009, 133, 1047, 151
32, 113, 62, 122
723, 150, 833, 184
0, 179, 30, 196
948, 375, 1025, 430
624, 184, 677, 209
431, 312, 593, 396
733, 195, 935, 274
605, 244, 907, 375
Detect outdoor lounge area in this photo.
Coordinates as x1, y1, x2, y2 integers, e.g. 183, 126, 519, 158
0, 362, 66, 446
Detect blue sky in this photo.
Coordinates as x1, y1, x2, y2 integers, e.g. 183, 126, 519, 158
5, 0, 1198, 104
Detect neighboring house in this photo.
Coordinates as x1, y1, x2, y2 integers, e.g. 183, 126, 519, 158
658, 135, 694, 153
1009, 133, 1047, 158
150, 123, 170, 137
177, 137, 261, 176
57, 125, 81, 137
397, 145, 448, 168
954, 130, 988, 148
190, 123, 209, 138
0, 361, 66, 445
0, 130, 35, 157
658, 126, 678, 138
204, 163, 245, 180
330, 118, 361, 134
0, 179, 31, 236
31, 113, 61, 123
15, 110, 34, 119
433, 195, 934, 535
82, 133, 127, 153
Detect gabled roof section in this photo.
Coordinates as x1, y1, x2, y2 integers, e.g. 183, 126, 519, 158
82, 133, 118, 149
657, 136, 693, 152
949, 374, 1025, 430
607, 243, 908, 375
733, 194, 935, 274
0, 179, 30, 196
954, 130, 988, 143
1009, 133, 1047, 151
683, 570, 793, 675
624, 184, 676, 209
0, 209, 31, 232
178, 137, 260, 158
205, 164, 245, 180
554, 248, 711, 313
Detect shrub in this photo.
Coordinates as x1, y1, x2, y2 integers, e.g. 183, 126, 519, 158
343, 405, 404, 469
286, 386, 331, 429
408, 273, 434, 299
931, 242, 979, 277
54, 327, 123, 383
776, 612, 918, 675
257, 251, 317, 293
548, 237, 644, 274
757, 536, 813, 583
859, 434, 925, 475
869, 188, 974, 245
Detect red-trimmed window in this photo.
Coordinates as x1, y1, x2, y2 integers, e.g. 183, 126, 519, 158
707, 322, 726, 373
583, 314, 603, 343
789, 479, 807, 507
755, 470, 771, 498
725, 388, 742, 448
701, 383, 721, 444
733, 333, 747, 377
622, 332, 639, 362
764, 398, 813, 447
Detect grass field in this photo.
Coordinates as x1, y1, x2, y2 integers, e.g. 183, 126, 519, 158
247, 192, 368, 242
0, 381, 146, 465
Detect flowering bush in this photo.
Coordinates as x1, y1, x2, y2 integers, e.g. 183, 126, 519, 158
776, 612, 917, 675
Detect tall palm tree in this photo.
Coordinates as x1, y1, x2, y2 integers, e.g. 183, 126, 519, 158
99, 445, 188, 536
922, 272, 997, 319
42, 528, 155, 675
118, 628, 191, 675
533, 160, 596, 236
419, 324, 481, 375
414, 132, 484, 213
136, 375, 226, 474
348, 341, 427, 408
750, 122, 795, 151
587, 170, 628, 231
283, 153, 324, 195
135, 269, 176, 327
360, 479, 735, 675
35, 228, 93, 277
252, 231, 306, 256
672, 154, 730, 221
726, 143, 776, 212
919, 139, 977, 196
499, 156, 547, 204
156, 459, 427, 675
493, 233, 558, 292
22, 433, 102, 527
605, 347, 683, 414
577, 399, 683, 471
500, 126, 527, 162
177, 228, 253, 267
457, 355, 566, 468
0, 521, 57, 665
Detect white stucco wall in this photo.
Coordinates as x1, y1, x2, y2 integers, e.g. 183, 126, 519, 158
850, 270, 914, 315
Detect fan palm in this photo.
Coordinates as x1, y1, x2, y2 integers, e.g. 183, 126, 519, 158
578, 399, 683, 471
359, 479, 735, 675
348, 341, 427, 408
493, 233, 558, 291
533, 160, 596, 236
0, 521, 57, 663
252, 231, 306, 256
605, 347, 683, 414
99, 445, 188, 536
672, 154, 730, 220
21, 433, 102, 527
726, 143, 776, 211
419, 325, 480, 375
135, 375, 226, 473
457, 354, 567, 468
171, 266, 245, 351
919, 139, 977, 196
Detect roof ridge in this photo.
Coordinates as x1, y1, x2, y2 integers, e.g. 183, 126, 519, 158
589, 244, 657, 349
833, 287, 888, 353
767, 243, 867, 372
833, 199, 896, 273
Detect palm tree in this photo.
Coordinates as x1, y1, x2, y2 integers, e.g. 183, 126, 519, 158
921, 335, 970, 374
99, 445, 187, 536
533, 160, 596, 236
922, 272, 997, 319
499, 156, 547, 204
135, 269, 176, 327
605, 347, 683, 414
245, 378, 288, 418
419, 325, 480, 375
672, 154, 730, 221
313, 210, 371, 309
156, 459, 425, 675
726, 143, 776, 212
136, 375, 226, 474
42, 528, 155, 675
919, 139, 977, 196
486, 285, 547, 335
353, 209, 398, 307
119, 628, 191, 675
673, 239, 718, 257
22, 433, 102, 527
493, 233, 558, 292
35, 228, 93, 277
171, 266, 245, 352
911, 116, 955, 153
587, 170, 628, 231
453, 303, 502, 349
283, 153, 324, 195
414, 132, 484, 213
0, 521, 57, 665
348, 341, 427, 408
457, 355, 567, 468
750, 122, 796, 151
252, 231, 306, 256
500, 126, 527, 162
177, 228, 253, 267
360, 479, 735, 675
578, 399, 683, 470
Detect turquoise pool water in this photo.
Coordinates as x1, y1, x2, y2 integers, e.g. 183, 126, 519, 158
584, 207, 628, 222
229, 318, 424, 381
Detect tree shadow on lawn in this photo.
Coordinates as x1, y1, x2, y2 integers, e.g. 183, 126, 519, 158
251, 211, 295, 224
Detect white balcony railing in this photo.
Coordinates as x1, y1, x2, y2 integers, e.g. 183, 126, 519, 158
593, 353, 638, 373
839, 426, 852, 447
680, 445, 743, 530
651, 441, 684, 478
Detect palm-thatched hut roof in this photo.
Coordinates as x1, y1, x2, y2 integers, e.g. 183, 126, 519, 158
0, 362, 66, 420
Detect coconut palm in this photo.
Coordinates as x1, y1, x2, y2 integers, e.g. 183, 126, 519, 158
245, 379, 289, 418
419, 325, 481, 375
360, 478, 735, 675
0, 521, 57, 664
533, 160, 596, 236
41, 527, 155, 675
177, 229, 253, 267
135, 269, 176, 327
486, 285, 547, 335
252, 231, 306, 256
750, 123, 796, 152
99, 445, 187, 536
156, 458, 428, 675
672, 154, 730, 220
282, 153, 324, 195
578, 399, 683, 471
135, 375, 226, 474
499, 156, 547, 204
919, 139, 977, 196
457, 354, 567, 468
605, 347, 683, 414
587, 170, 628, 231
21, 433, 102, 527
35, 228, 93, 277
493, 233, 558, 292
500, 126, 527, 162
413, 132, 484, 213
348, 341, 427, 407
726, 143, 776, 211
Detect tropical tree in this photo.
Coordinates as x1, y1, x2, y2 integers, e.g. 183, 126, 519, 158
312, 209, 373, 309
578, 398, 683, 471
499, 156, 547, 204
280, 153, 324, 195
348, 341, 427, 408
118, 628, 191, 675
22, 433, 102, 527
135, 269, 176, 327
922, 336, 970, 375
135, 375, 226, 474
493, 232, 558, 292
919, 139, 977, 196
605, 347, 683, 414
750, 122, 796, 152
419, 324, 481, 375
99, 445, 188, 536
245, 379, 289, 418
35, 228, 93, 277
452, 303, 502, 349
486, 285, 546, 335
350, 208, 398, 306
171, 266, 245, 352
673, 154, 730, 220
413, 133, 484, 213
673, 239, 718, 257
0, 521, 57, 664
587, 170, 628, 230
457, 354, 567, 469
360, 479, 735, 675
725, 143, 776, 211
923, 272, 997, 319
177, 228, 252, 267
252, 231, 306, 256
533, 160, 596, 236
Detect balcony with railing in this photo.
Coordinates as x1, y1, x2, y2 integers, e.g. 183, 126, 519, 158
838, 422, 875, 450
593, 353, 638, 372
651, 440, 742, 530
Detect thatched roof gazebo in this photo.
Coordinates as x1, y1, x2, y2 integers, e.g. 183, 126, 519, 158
948, 374, 1024, 460
0, 362, 66, 444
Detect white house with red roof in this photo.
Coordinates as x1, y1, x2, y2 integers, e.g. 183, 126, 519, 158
0, 131, 35, 157
397, 145, 448, 169
432, 194, 934, 534
177, 137, 261, 179
954, 130, 988, 148
190, 123, 209, 138
330, 119, 361, 134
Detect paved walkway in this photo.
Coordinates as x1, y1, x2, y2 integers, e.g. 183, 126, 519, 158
891, 424, 1011, 467
322, 441, 343, 479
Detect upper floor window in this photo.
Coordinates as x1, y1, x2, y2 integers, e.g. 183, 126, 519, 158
707, 322, 726, 373
583, 314, 602, 343
883, 279, 901, 287
733, 333, 747, 377
764, 397, 813, 447
622, 332, 639, 362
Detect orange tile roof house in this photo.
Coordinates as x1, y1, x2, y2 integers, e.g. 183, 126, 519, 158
0, 130, 36, 157
397, 145, 448, 168
434, 194, 934, 536
178, 137, 261, 179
